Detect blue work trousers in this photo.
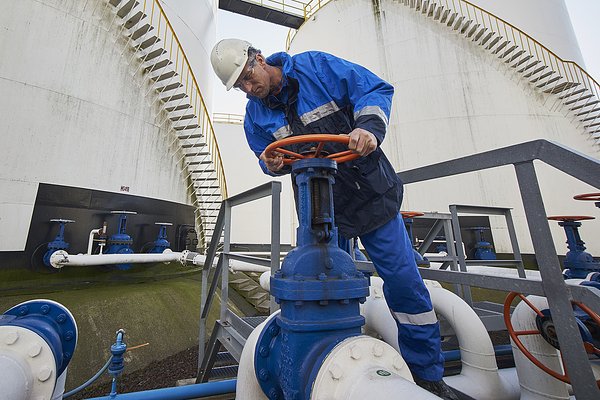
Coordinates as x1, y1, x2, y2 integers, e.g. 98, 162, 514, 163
342, 213, 444, 381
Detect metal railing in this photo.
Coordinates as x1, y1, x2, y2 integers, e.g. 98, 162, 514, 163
398, 139, 600, 399
196, 182, 282, 381
213, 113, 245, 125
283, 0, 600, 135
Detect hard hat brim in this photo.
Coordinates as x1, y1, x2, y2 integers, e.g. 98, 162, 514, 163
225, 60, 248, 91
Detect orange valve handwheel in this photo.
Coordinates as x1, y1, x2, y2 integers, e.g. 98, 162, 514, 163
264, 134, 361, 165
401, 211, 425, 219
574, 193, 600, 202
503, 291, 600, 386
547, 215, 595, 222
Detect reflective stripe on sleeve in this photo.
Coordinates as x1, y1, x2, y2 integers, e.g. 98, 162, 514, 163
392, 309, 438, 326
354, 105, 389, 126
299, 101, 340, 125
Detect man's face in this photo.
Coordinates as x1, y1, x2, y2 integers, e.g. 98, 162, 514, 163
233, 54, 270, 98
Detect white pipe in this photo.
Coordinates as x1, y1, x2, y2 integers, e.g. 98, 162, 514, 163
259, 271, 271, 291
228, 262, 271, 274
465, 266, 542, 280
49, 249, 185, 269
510, 295, 570, 400
363, 277, 520, 400
87, 229, 101, 255
236, 312, 279, 400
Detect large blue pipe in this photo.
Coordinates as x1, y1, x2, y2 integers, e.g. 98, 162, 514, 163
84, 379, 236, 400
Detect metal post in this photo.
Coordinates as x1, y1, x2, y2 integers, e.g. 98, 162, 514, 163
449, 205, 472, 304
270, 182, 282, 312
221, 204, 232, 321
504, 209, 526, 278
514, 161, 599, 399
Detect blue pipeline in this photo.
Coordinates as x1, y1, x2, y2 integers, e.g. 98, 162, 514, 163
442, 345, 513, 362
84, 379, 236, 400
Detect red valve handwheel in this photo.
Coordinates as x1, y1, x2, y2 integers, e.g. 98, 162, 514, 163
264, 134, 361, 165
503, 291, 600, 386
401, 211, 425, 219
547, 215, 595, 222
574, 193, 600, 202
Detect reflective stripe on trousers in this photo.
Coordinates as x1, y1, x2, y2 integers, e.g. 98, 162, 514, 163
351, 213, 445, 381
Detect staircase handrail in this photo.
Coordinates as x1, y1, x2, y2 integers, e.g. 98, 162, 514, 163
141, 0, 228, 199
285, 0, 600, 106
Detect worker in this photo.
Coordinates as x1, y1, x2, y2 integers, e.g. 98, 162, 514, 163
210, 39, 458, 400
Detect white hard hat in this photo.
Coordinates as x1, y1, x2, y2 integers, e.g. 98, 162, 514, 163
211, 39, 252, 91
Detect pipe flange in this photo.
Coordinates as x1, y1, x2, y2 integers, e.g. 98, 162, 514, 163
0, 325, 57, 400
311, 336, 413, 399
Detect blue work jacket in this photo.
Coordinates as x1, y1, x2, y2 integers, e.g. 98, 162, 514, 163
243, 51, 403, 237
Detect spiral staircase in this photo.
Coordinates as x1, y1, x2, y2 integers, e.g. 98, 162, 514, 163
96, 0, 228, 250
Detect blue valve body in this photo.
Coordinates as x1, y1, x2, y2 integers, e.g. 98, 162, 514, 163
255, 158, 369, 400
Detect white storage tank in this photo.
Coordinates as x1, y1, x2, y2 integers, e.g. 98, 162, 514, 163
289, 0, 600, 255
0, 0, 219, 256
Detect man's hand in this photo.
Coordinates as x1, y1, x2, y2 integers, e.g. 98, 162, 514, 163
347, 128, 377, 157
260, 149, 284, 173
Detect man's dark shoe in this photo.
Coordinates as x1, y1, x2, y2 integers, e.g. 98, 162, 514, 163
414, 377, 459, 400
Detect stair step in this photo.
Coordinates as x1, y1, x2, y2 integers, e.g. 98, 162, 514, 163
492, 39, 509, 54
440, 9, 451, 23
177, 132, 203, 140
136, 36, 160, 50
486, 35, 502, 50
522, 64, 546, 77
125, 10, 145, 29
434, 5, 443, 20
175, 124, 200, 132
467, 24, 480, 38
208, 365, 238, 380
582, 112, 600, 122
151, 70, 177, 82
584, 121, 600, 129
162, 93, 188, 103
109, 0, 123, 6
117, 0, 138, 18
214, 351, 236, 367
249, 292, 269, 301
170, 113, 195, 122
480, 31, 494, 45
453, 16, 465, 31
146, 58, 172, 73
459, 19, 471, 34
564, 94, 594, 106
573, 101, 600, 112
446, 13, 457, 27
230, 278, 252, 285
506, 50, 526, 64
166, 103, 191, 112
529, 70, 553, 82
131, 23, 153, 41
156, 82, 183, 93
557, 87, 586, 99
576, 107, 600, 117
473, 27, 487, 42
536, 75, 561, 88
500, 45, 517, 58
139, 48, 166, 62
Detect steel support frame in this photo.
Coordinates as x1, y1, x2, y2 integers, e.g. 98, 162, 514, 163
398, 139, 600, 399
196, 182, 282, 382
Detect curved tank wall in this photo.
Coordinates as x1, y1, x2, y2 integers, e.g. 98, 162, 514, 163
0, 0, 217, 252
289, 0, 600, 255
